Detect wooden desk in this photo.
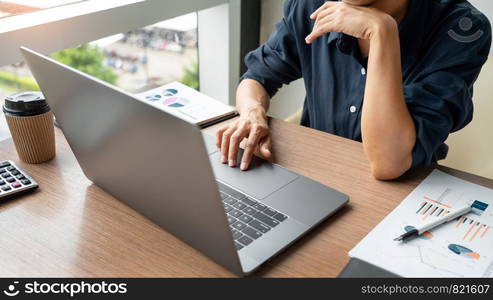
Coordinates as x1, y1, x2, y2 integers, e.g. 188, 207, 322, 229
0, 118, 492, 277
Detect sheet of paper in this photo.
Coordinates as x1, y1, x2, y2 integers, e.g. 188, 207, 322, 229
135, 82, 235, 125
349, 170, 493, 277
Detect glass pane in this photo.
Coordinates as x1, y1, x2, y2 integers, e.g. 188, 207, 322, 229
52, 12, 199, 93
0, 0, 87, 19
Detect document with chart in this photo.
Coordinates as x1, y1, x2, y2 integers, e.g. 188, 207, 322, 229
349, 170, 493, 277
136, 81, 237, 127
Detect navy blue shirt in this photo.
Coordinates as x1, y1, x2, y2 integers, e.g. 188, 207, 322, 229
242, 0, 492, 168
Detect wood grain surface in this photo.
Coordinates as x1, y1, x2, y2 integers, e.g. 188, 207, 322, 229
0, 118, 491, 277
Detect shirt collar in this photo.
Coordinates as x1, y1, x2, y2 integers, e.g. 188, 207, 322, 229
326, 0, 427, 61
398, 0, 427, 61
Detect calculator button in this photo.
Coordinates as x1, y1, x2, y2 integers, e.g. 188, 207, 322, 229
0, 168, 6, 174
6, 177, 15, 183
0, 162, 10, 168
16, 175, 25, 180
1, 173, 10, 178
11, 182, 21, 188
10, 170, 20, 176
1, 185, 11, 191
6, 166, 16, 171
21, 179, 31, 185
0, 180, 5, 186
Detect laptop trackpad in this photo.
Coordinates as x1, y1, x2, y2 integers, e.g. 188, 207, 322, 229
209, 151, 298, 200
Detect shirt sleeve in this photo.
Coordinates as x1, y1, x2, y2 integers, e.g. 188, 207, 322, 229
406, 14, 492, 168
241, 0, 302, 98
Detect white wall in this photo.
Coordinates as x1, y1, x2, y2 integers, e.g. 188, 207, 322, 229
470, 0, 493, 54
198, 4, 230, 104
470, 0, 493, 19
198, 0, 247, 106
470, 0, 493, 22
259, 0, 305, 120
442, 59, 493, 179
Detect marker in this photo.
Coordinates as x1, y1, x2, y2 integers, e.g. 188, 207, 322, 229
394, 204, 472, 242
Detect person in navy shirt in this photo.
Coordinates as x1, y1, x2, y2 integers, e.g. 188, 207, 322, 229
215, 0, 492, 180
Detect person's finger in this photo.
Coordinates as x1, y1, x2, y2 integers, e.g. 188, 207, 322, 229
228, 126, 248, 167
310, 1, 335, 19
313, 5, 336, 24
305, 25, 325, 44
215, 126, 228, 149
305, 19, 335, 44
259, 136, 272, 158
221, 126, 236, 164
240, 128, 261, 171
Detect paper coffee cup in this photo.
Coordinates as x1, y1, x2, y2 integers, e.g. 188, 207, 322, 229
3, 92, 55, 164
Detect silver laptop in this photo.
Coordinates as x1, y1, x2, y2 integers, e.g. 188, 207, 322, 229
21, 46, 348, 275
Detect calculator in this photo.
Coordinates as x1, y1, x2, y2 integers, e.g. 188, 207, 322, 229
0, 160, 38, 200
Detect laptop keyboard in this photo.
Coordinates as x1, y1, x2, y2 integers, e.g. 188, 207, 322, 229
216, 181, 289, 251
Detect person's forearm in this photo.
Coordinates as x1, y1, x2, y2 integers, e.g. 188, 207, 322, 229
361, 18, 416, 180
236, 79, 270, 122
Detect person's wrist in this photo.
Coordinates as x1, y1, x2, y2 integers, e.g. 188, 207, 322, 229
370, 14, 398, 40
240, 104, 268, 125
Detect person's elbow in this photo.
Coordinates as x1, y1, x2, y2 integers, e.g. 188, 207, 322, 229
368, 154, 413, 180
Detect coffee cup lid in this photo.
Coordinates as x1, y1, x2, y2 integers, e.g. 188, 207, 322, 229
3, 91, 51, 117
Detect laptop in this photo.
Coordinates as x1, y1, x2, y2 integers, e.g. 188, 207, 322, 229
21, 47, 349, 275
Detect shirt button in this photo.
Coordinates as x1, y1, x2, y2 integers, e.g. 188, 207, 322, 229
350, 106, 357, 113
361, 67, 366, 76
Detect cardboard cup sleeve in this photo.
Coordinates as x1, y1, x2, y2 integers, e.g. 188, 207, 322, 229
5, 111, 56, 164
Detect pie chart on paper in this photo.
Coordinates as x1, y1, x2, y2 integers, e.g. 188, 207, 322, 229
163, 97, 190, 108
145, 94, 162, 102
448, 244, 480, 259
163, 89, 178, 97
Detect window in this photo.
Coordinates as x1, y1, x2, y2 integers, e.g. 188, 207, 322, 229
0, 12, 198, 107
53, 13, 198, 93
99, 13, 198, 92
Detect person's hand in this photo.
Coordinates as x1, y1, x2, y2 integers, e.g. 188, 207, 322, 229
305, 2, 396, 44
215, 106, 272, 171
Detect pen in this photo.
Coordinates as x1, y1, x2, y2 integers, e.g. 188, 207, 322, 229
393, 204, 472, 242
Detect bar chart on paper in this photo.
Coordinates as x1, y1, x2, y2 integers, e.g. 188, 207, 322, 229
349, 170, 493, 277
